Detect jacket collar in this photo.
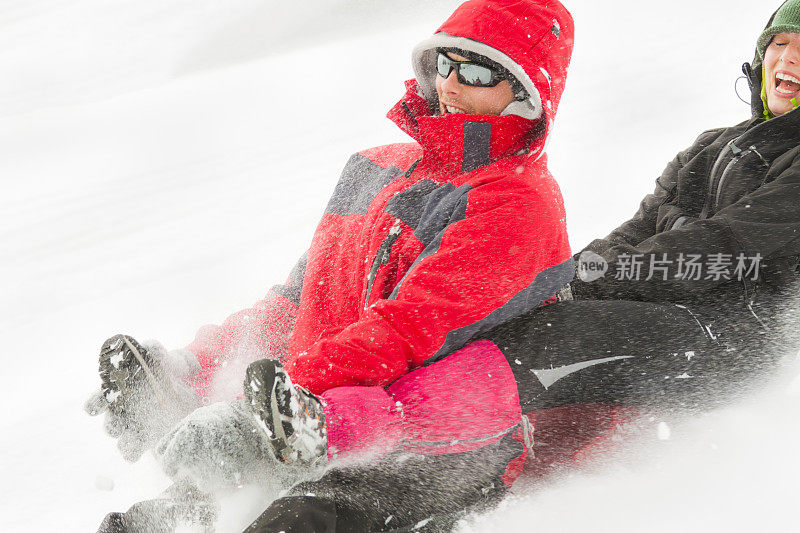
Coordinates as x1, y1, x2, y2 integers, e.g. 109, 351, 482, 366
741, 106, 800, 156
387, 80, 545, 178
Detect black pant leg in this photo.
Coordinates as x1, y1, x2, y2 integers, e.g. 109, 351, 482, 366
244, 496, 339, 533
245, 434, 523, 533
484, 300, 774, 411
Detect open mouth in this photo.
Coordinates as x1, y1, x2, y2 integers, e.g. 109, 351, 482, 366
441, 103, 467, 114
775, 72, 800, 96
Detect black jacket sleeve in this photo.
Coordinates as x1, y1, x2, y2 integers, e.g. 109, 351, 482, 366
568, 127, 796, 302
581, 128, 727, 255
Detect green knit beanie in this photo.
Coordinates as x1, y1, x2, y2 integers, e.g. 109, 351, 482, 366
758, 0, 800, 59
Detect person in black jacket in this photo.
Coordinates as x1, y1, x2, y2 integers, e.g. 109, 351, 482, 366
471, 0, 800, 422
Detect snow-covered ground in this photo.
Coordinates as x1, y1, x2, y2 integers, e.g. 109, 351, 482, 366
2, 0, 799, 531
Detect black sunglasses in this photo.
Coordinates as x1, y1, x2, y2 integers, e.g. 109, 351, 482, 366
436, 52, 506, 88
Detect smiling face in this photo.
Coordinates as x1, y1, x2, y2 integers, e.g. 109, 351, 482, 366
764, 32, 800, 116
435, 52, 516, 116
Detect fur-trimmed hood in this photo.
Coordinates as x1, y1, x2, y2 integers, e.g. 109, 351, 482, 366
412, 0, 574, 134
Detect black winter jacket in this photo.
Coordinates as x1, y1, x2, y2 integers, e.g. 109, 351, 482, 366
570, 4, 800, 330
571, 91, 800, 329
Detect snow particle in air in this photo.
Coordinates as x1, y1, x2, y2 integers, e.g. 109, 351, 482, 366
414, 518, 432, 529
105, 390, 121, 403
657, 421, 671, 440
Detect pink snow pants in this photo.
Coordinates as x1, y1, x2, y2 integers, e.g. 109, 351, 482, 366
319, 340, 523, 458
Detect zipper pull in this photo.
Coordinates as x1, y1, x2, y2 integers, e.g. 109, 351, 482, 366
364, 221, 403, 310
749, 145, 769, 167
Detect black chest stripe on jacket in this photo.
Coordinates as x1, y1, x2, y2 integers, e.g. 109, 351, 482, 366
384, 179, 442, 232
385, 180, 474, 247
364, 181, 474, 308
383, 184, 472, 306
324, 153, 405, 216
463, 121, 492, 173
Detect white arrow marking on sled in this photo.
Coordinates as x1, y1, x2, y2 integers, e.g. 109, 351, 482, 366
531, 356, 634, 389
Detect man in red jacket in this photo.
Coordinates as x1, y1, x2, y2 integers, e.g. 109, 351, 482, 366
89, 1, 577, 531
182, 1, 573, 399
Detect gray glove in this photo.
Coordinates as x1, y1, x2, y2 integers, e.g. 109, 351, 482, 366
84, 335, 201, 462
97, 479, 217, 533
153, 399, 273, 490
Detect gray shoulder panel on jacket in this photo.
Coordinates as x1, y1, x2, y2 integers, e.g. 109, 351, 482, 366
268, 252, 308, 306
324, 153, 405, 216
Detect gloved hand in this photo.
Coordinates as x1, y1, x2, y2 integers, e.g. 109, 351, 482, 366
153, 399, 273, 490
84, 335, 201, 462
97, 478, 217, 533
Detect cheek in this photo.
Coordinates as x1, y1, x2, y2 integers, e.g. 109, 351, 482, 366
477, 94, 500, 114
478, 88, 512, 114
764, 54, 777, 88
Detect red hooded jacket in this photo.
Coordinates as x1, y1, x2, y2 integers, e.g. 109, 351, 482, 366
186, 0, 575, 397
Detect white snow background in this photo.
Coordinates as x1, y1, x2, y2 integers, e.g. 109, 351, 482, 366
2, 0, 799, 531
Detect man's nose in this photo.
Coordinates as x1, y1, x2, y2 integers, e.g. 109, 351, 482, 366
440, 70, 462, 92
